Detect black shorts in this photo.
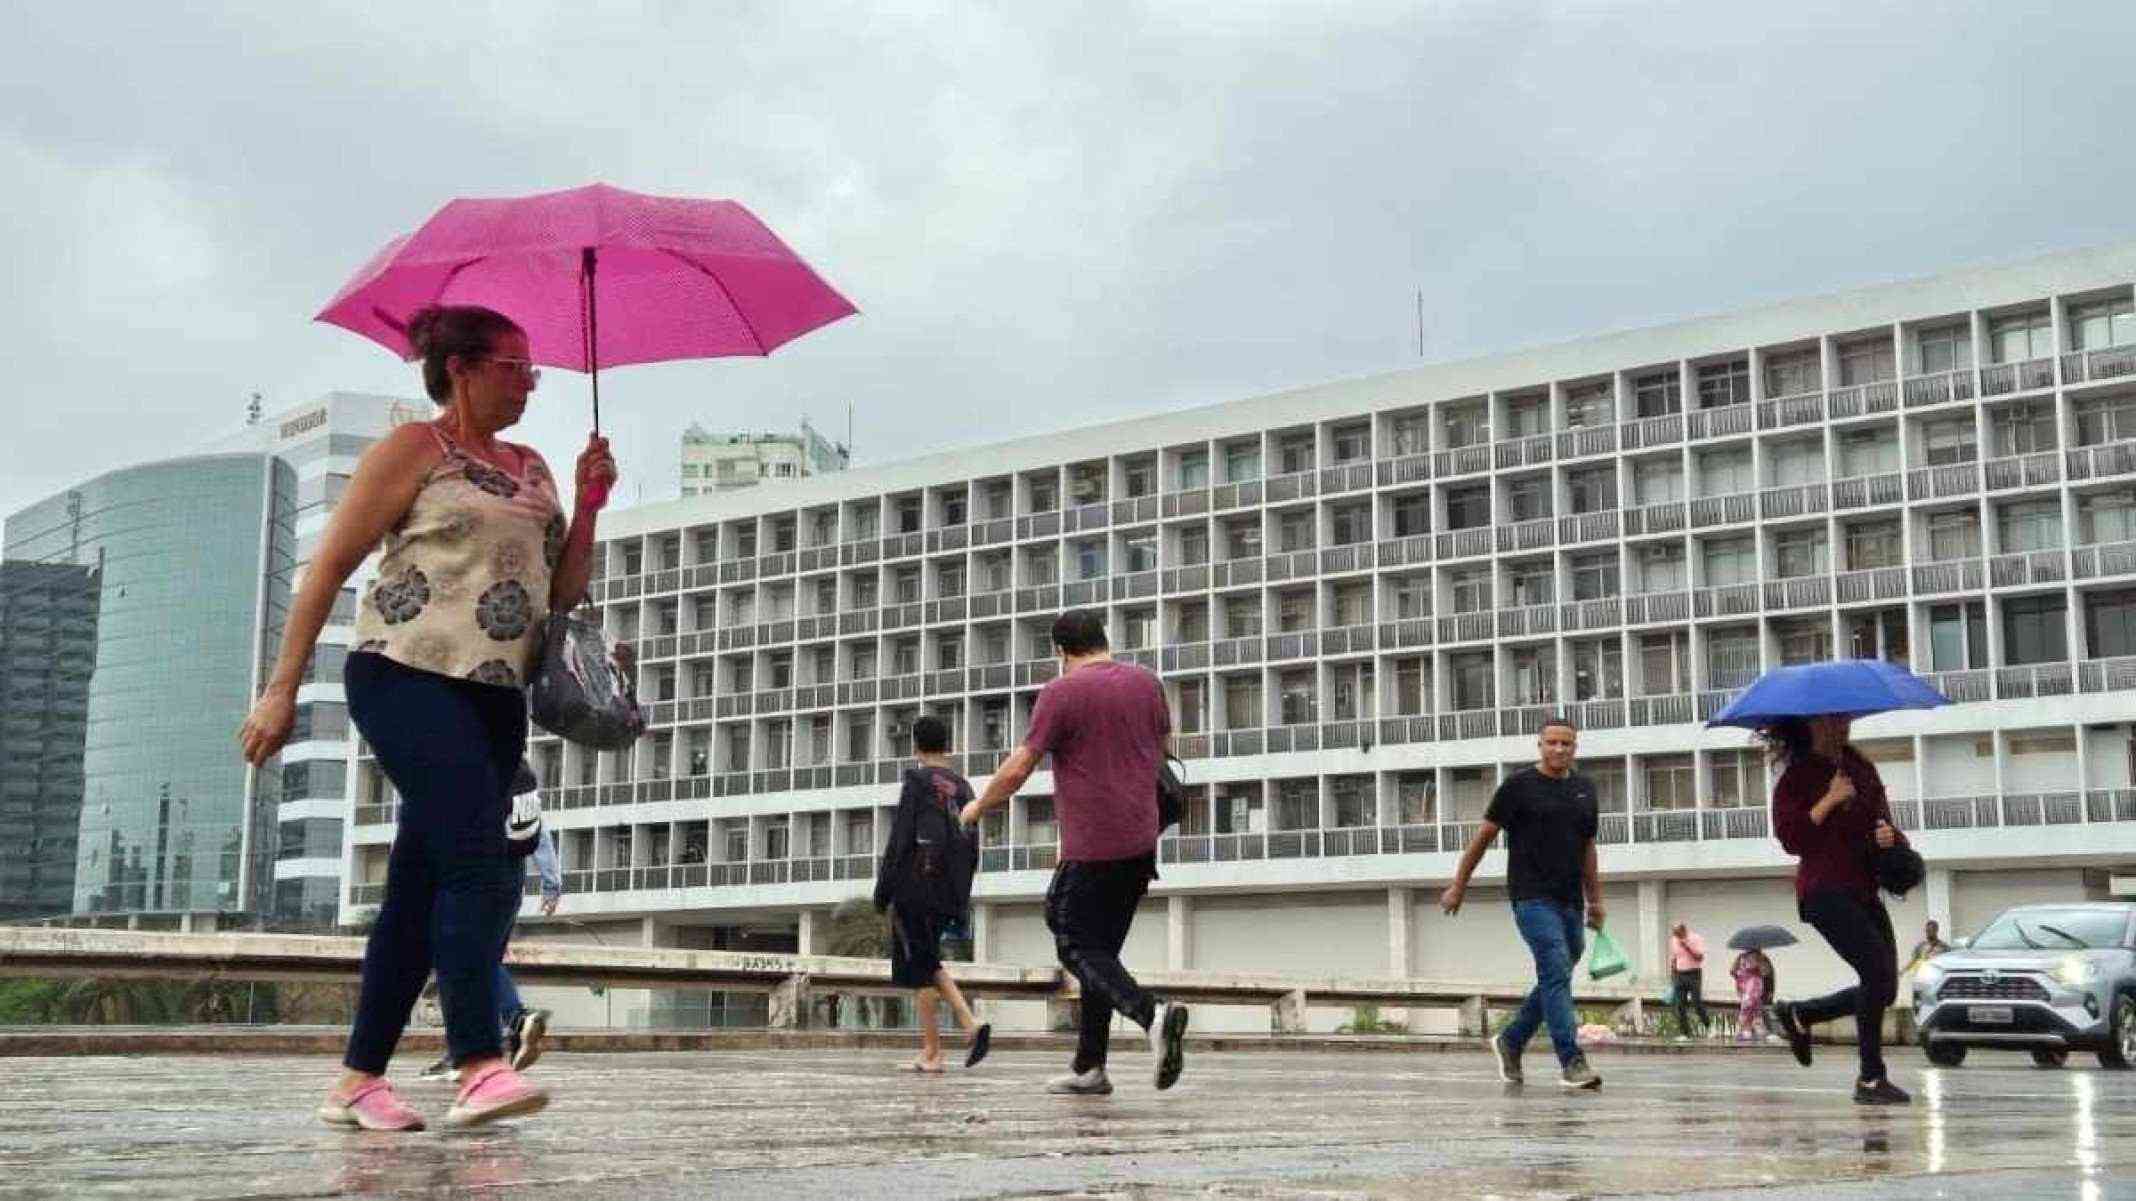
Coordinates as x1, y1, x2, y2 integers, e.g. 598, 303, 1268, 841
889, 905, 946, 988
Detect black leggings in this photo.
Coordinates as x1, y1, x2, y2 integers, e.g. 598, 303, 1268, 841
1794, 889, 1898, 1082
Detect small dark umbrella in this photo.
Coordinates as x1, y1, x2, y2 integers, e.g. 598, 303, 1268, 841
1728, 924, 1799, 952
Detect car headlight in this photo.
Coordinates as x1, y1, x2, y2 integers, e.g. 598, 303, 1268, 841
2056, 956, 2101, 986
1915, 961, 1945, 991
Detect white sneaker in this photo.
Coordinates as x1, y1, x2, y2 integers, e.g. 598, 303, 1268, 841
418, 1056, 461, 1084
1046, 1068, 1113, 1095
1148, 1001, 1189, 1091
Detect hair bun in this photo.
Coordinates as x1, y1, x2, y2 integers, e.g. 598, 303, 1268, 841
404, 305, 446, 357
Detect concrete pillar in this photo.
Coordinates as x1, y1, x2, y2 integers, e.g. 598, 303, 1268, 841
968, 902, 995, 964
1167, 894, 1192, 970
1926, 867, 1955, 934
1046, 996, 1079, 1032
1638, 879, 1667, 982
178, 912, 196, 934
1272, 988, 1308, 1034
1387, 886, 1413, 977
796, 908, 818, 957
639, 917, 667, 948
1456, 995, 1488, 1038
769, 974, 811, 1029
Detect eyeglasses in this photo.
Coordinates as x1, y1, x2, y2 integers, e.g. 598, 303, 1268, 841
483, 357, 542, 381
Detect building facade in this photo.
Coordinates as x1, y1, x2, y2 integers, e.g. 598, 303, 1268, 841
348, 244, 2136, 1029
680, 419, 850, 497
0, 561, 99, 920
5, 454, 296, 921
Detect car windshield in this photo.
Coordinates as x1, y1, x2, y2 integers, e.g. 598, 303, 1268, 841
1970, 909, 2129, 951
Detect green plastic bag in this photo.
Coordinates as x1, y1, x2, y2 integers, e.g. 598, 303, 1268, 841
1587, 928, 1631, 981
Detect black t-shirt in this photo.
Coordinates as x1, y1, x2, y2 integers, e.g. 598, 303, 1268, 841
1483, 767, 1599, 906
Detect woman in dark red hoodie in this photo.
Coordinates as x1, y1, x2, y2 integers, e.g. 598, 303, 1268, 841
1765, 714, 1911, 1106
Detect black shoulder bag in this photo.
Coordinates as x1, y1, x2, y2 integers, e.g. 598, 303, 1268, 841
1156, 753, 1186, 832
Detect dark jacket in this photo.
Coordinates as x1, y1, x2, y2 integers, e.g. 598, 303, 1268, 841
873, 765, 978, 919
1771, 746, 1908, 905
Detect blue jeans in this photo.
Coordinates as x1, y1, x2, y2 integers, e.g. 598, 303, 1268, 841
1501, 899, 1587, 1067
494, 917, 524, 1029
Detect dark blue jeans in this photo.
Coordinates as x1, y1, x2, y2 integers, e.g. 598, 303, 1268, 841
1502, 899, 1587, 1067
343, 652, 525, 1074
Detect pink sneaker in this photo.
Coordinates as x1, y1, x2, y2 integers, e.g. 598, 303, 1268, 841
444, 1063, 549, 1128
317, 1078, 425, 1131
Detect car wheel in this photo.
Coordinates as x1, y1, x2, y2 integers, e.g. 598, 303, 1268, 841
1925, 1042, 1966, 1068
2099, 996, 2136, 1071
2030, 1049, 2069, 1069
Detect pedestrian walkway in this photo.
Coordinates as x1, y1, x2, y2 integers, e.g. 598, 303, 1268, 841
0, 1047, 2124, 1198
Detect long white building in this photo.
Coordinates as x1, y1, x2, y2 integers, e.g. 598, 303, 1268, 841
347, 244, 2136, 1029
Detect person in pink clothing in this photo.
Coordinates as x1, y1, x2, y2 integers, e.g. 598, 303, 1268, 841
1669, 922, 1712, 1037
1732, 949, 1773, 1041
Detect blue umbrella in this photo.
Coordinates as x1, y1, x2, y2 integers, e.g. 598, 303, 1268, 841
1706, 659, 1951, 729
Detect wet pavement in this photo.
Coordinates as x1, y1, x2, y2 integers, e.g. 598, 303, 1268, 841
0, 1045, 2129, 1199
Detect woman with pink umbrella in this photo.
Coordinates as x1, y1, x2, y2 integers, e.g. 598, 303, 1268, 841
241, 183, 853, 1130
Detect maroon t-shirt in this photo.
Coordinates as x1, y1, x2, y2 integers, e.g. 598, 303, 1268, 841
1025, 659, 1169, 861
1770, 748, 1906, 905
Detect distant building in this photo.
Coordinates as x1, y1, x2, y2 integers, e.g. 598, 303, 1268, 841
0, 561, 99, 921
680, 420, 848, 497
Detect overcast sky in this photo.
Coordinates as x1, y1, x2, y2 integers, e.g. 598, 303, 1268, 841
6, 2, 2135, 520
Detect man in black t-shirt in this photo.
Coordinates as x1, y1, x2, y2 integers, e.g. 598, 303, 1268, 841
1441, 716, 1604, 1089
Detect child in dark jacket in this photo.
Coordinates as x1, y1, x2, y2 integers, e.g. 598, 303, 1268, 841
874, 715, 990, 1072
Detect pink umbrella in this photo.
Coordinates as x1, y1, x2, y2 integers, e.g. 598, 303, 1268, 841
316, 182, 857, 428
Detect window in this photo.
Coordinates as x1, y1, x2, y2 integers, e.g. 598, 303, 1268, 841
1449, 568, 1492, 613
1703, 536, 1755, 586
1707, 630, 1761, 687
892, 639, 920, 675
1277, 590, 1313, 632
1571, 639, 1623, 701
1838, 337, 1895, 385
1075, 540, 1105, 580
896, 499, 922, 534
1330, 503, 1371, 545
2080, 492, 2136, 544
1505, 476, 1552, 522
1223, 675, 1261, 728
1124, 460, 1155, 498
1225, 594, 1262, 637
1332, 583, 1371, 626
1391, 575, 1431, 619
1567, 467, 1615, 513
1776, 619, 1832, 665
769, 653, 794, 689
1275, 780, 1319, 830
941, 493, 968, 525
1845, 609, 1909, 664
1927, 511, 1981, 561
1634, 370, 1682, 417
1990, 311, 2052, 363
1444, 403, 1487, 448
1215, 784, 1265, 834
1640, 632, 1689, 694
893, 567, 921, 604
1176, 679, 1207, 734
1844, 520, 1901, 570
1393, 658, 1427, 714
1999, 500, 2062, 553
1278, 671, 1316, 724
1390, 414, 1429, 457
983, 482, 1011, 519
1277, 435, 1314, 475
1225, 517, 1262, 560
1121, 608, 1155, 650
2070, 298, 2136, 351
1507, 561, 1554, 607
1992, 403, 2057, 456
1765, 349, 1821, 398
1506, 646, 1554, 705
1450, 653, 1494, 710
1637, 544, 1686, 592
1179, 450, 1209, 490
1643, 755, 1696, 810
936, 634, 964, 669
1123, 532, 1158, 573
2003, 595, 2068, 665
1394, 771, 1436, 824
1504, 396, 1548, 438
1839, 429, 1899, 477
2075, 396, 2136, 446
1634, 459, 1684, 505
1767, 441, 1826, 487
1178, 524, 1210, 566
1917, 323, 1972, 374
1331, 424, 1369, 462
1773, 528, 1827, 578
1922, 418, 1978, 466
2086, 589, 2136, 659
1446, 485, 1492, 529
1392, 493, 1431, 537
1027, 478, 1057, 513
1709, 749, 1763, 808
1565, 384, 1613, 428
1174, 602, 1210, 644
1224, 441, 1261, 482
937, 562, 966, 597
1928, 601, 1988, 671
1570, 551, 1619, 600
1696, 359, 1749, 409
1700, 448, 1753, 495
980, 554, 1011, 592
1277, 509, 1314, 552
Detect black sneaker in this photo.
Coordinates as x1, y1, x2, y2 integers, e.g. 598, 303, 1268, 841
1775, 1002, 1813, 1068
1558, 1055, 1602, 1090
1150, 1002, 1189, 1091
1854, 1078, 1911, 1106
1489, 1031, 1523, 1084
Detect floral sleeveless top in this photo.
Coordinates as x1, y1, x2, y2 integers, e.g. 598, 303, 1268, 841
352, 423, 566, 688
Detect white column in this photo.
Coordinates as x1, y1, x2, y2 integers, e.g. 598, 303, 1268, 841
796, 908, 818, 957
1926, 867, 1955, 933
1387, 886, 1413, 977
972, 901, 997, 964
639, 917, 666, 948
1167, 894, 1192, 971
1638, 879, 1667, 981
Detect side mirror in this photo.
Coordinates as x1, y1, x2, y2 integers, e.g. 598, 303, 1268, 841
1951, 936, 1970, 950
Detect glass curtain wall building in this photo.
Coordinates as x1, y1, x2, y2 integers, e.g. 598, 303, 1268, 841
0, 561, 99, 919
345, 244, 2136, 1031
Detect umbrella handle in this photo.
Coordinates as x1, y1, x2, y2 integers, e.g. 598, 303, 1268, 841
581, 247, 601, 433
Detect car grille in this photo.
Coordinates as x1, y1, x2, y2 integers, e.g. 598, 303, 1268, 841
1938, 974, 2051, 1002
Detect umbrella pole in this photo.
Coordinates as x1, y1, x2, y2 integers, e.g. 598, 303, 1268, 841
581, 246, 601, 433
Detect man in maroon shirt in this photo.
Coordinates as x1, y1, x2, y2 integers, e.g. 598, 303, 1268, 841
963, 609, 1188, 1095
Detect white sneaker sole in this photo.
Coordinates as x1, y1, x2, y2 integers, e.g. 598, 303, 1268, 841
512, 1012, 548, 1072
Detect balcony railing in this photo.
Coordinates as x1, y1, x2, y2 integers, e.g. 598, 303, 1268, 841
1980, 356, 2056, 397
1922, 668, 1991, 703
1911, 558, 1984, 594
1903, 368, 1977, 408
1757, 391, 1826, 429
1495, 433, 1555, 469
1688, 404, 1753, 440
1621, 412, 1685, 449
1829, 380, 1898, 419
1989, 549, 2067, 587
1907, 462, 1981, 500
1760, 482, 1830, 520
1993, 662, 2074, 699
1831, 472, 1903, 510
1984, 451, 2063, 491
1624, 590, 1691, 624
2073, 540, 2136, 579
1436, 527, 1494, 560
1835, 566, 1907, 603
1695, 582, 1761, 617
2079, 655, 2136, 694
1689, 492, 1756, 527
1625, 500, 1687, 535
2061, 345, 2136, 385
1497, 516, 1557, 553
1498, 603, 1559, 637
1558, 425, 1618, 458
1559, 509, 1620, 544
2066, 440, 2136, 481
1377, 454, 1432, 486
1435, 444, 1492, 477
